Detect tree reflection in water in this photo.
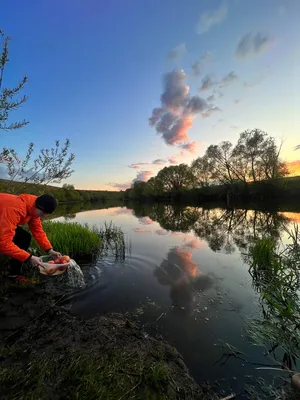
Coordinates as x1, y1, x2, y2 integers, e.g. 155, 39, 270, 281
129, 202, 289, 254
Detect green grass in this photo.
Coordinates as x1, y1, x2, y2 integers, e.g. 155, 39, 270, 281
0, 350, 174, 400
248, 237, 279, 273
30, 221, 102, 257
29, 220, 128, 260
245, 377, 299, 400
99, 221, 129, 259
246, 226, 300, 390
248, 230, 300, 319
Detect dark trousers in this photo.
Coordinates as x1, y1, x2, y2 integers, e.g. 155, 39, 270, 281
10, 227, 32, 275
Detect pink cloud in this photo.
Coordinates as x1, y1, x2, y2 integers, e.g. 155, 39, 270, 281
173, 248, 200, 277
134, 227, 152, 233
183, 237, 205, 249
132, 170, 153, 183
168, 151, 185, 165
129, 163, 148, 169
179, 141, 199, 154
156, 229, 169, 235
149, 70, 213, 148
129, 159, 167, 169
168, 156, 179, 165
163, 115, 192, 145
108, 168, 155, 191
152, 159, 166, 165
170, 233, 206, 250
139, 216, 153, 225
201, 106, 221, 119
109, 182, 131, 190
94, 207, 125, 216
112, 208, 133, 216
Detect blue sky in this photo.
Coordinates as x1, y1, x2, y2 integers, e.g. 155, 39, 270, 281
1, 0, 300, 189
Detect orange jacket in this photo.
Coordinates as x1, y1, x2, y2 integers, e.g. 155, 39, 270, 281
0, 193, 52, 262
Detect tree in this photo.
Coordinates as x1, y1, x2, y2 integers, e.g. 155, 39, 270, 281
126, 129, 289, 201
232, 129, 288, 182
63, 183, 75, 190
233, 129, 266, 182
205, 141, 237, 185
155, 164, 196, 192
130, 181, 148, 198
143, 177, 157, 195
259, 137, 288, 179
0, 28, 75, 193
2, 139, 75, 193
191, 155, 211, 187
0, 29, 28, 131
63, 188, 82, 202
79, 191, 91, 202
204, 130, 288, 188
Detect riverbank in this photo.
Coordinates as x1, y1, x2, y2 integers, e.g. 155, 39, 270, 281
124, 176, 300, 205
0, 277, 219, 399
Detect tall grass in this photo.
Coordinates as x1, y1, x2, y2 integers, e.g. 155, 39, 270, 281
248, 228, 300, 319
30, 220, 129, 260
99, 221, 129, 259
245, 377, 299, 400
30, 221, 101, 257
246, 225, 300, 394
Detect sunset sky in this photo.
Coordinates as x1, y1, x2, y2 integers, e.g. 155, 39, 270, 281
1, 0, 300, 190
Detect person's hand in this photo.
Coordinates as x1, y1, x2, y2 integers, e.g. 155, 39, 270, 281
48, 249, 62, 259
30, 255, 42, 268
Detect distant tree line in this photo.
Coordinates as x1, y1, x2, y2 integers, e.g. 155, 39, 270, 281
125, 129, 290, 201
0, 179, 123, 203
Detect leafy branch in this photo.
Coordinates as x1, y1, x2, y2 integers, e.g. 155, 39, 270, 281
0, 29, 28, 131
1, 139, 75, 193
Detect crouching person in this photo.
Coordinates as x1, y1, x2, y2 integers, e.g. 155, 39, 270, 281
0, 193, 61, 282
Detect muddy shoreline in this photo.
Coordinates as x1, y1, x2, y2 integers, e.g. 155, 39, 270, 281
0, 279, 220, 399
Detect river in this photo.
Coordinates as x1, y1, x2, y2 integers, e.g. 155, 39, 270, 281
54, 202, 300, 397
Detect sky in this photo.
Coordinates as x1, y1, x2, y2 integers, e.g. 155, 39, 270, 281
1, 0, 300, 190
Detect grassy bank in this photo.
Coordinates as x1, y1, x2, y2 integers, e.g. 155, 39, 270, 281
0, 178, 124, 203
29, 220, 128, 260
0, 282, 218, 400
1, 345, 205, 400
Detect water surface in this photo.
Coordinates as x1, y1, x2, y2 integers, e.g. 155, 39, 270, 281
55, 203, 300, 397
